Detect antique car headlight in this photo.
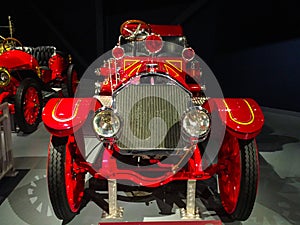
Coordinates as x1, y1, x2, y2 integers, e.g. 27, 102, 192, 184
92, 107, 121, 138
0, 67, 10, 86
182, 106, 211, 140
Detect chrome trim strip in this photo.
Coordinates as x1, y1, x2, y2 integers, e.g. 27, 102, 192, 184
111, 73, 192, 109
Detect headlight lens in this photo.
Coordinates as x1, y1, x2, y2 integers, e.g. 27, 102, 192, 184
0, 67, 10, 86
92, 107, 121, 138
182, 106, 211, 139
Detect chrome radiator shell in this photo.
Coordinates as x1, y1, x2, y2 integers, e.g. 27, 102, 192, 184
113, 79, 192, 150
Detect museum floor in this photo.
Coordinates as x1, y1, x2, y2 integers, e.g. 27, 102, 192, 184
0, 106, 299, 225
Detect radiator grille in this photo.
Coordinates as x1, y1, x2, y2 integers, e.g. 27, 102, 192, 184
114, 84, 191, 150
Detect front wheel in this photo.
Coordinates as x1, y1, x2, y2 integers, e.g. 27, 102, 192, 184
217, 134, 259, 221
47, 135, 86, 222
15, 78, 43, 134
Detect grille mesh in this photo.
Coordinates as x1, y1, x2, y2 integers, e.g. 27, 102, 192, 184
115, 84, 191, 150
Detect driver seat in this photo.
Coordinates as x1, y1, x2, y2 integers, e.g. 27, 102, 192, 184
32, 46, 56, 68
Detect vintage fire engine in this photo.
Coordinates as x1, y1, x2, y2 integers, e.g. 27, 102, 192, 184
42, 19, 264, 223
0, 16, 78, 133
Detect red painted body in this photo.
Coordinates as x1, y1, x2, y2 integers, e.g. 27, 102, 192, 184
100, 56, 192, 94
43, 40, 264, 185
0, 49, 71, 103
203, 98, 264, 139
0, 33, 78, 133
0, 50, 38, 69
43, 97, 100, 136
43, 97, 264, 187
43, 20, 264, 222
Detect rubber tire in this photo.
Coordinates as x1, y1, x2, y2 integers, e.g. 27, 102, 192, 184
66, 64, 78, 97
218, 138, 259, 222
15, 77, 43, 134
47, 135, 85, 222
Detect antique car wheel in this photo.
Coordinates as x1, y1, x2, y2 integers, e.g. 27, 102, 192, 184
47, 135, 86, 221
66, 64, 78, 97
217, 135, 258, 221
15, 78, 42, 134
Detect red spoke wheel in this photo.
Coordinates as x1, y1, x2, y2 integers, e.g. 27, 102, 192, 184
15, 78, 42, 134
47, 135, 86, 222
66, 64, 78, 97
217, 133, 259, 221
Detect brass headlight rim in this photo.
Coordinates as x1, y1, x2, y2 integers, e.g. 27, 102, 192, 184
181, 105, 211, 140
0, 67, 11, 87
92, 106, 122, 139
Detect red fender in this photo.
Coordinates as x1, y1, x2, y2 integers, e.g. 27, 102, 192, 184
42, 97, 101, 137
0, 50, 38, 69
203, 98, 264, 139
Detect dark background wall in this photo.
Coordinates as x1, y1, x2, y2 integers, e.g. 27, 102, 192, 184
1, 0, 300, 111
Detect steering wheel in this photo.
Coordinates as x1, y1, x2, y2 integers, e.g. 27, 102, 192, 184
120, 19, 151, 41
2, 37, 24, 51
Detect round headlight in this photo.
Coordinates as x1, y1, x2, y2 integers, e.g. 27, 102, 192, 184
0, 68, 10, 86
182, 106, 211, 139
92, 107, 121, 138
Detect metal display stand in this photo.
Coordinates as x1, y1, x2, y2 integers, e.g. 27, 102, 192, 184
0, 102, 17, 180
86, 179, 223, 225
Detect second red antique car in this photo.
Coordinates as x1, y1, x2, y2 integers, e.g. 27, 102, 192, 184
42, 19, 264, 223
0, 16, 78, 134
